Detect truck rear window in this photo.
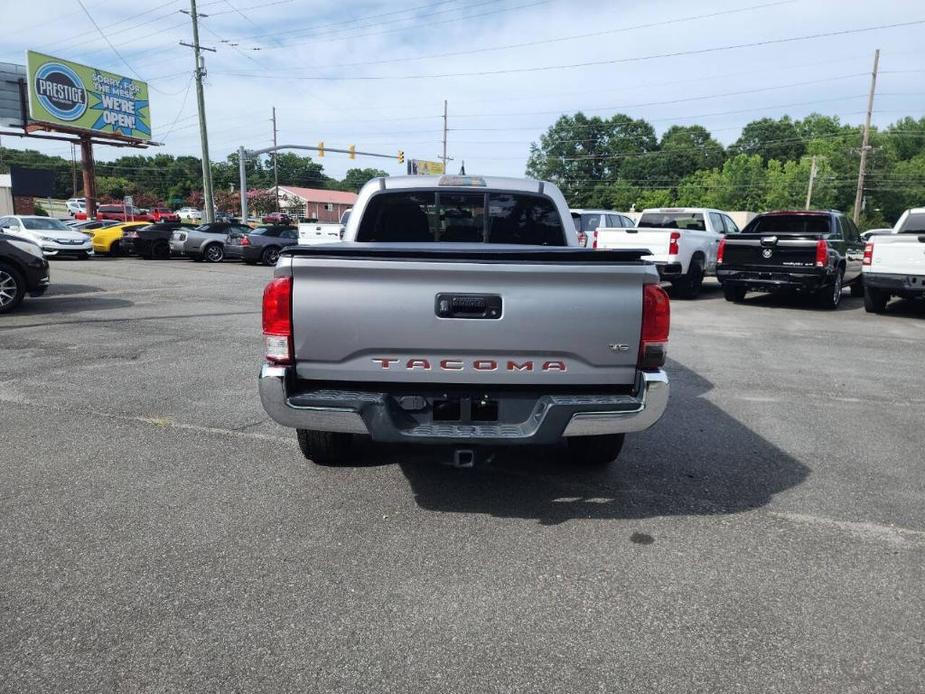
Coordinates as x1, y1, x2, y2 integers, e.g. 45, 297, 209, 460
897, 212, 925, 234
638, 212, 706, 231
744, 215, 831, 235
355, 191, 566, 245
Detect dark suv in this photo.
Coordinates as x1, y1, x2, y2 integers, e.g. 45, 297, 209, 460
0, 232, 50, 314
716, 210, 865, 309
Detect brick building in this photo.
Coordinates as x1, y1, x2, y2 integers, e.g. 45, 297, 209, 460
272, 186, 357, 223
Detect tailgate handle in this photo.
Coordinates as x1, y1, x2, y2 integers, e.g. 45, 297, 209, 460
436, 294, 502, 319
760, 236, 778, 247
918, 235, 925, 243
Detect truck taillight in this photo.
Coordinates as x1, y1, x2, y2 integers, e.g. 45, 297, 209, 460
863, 242, 873, 266
717, 238, 726, 264
263, 277, 293, 364
638, 283, 670, 370
577, 231, 586, 247
591, 230, 599, 249
668, 231, 680, 256
815, 239, 828, 267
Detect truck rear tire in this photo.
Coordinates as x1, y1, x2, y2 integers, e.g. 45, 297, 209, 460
817, 268, 843, 310
672, 260, 704, 300
566, 434, 625, 466
296, 429, 355, 465
864, 285, 889, 314
723, 285, 746, 302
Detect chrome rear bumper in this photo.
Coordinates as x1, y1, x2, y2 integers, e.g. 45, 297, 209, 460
259, 364, 669, 442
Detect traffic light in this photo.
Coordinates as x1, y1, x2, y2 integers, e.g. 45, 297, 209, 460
318, 141, 324, 157
398, 150, 405, 164
348, 144, 356, 160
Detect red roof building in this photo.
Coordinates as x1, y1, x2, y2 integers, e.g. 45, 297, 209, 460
272, 185, 357, 223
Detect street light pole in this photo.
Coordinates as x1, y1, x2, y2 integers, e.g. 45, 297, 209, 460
239, 145, 248, 221
272, 106, 279, 212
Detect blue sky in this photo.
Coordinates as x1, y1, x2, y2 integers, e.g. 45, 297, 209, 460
2, 0, 924, 181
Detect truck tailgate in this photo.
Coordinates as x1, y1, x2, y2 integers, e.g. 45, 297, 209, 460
723, 234, 819, 269
868, 234, 925, 276
594, 227, 671, 259
286, 245, 651, 386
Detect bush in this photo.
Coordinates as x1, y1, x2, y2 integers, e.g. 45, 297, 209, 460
32, 201, 49, 217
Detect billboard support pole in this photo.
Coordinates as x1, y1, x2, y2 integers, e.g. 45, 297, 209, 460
79, 136, 97, 219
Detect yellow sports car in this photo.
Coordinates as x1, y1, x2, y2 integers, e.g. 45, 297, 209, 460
86, 221, 148, 256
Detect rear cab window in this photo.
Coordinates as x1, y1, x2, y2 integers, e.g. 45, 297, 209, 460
356, 190, 566, 245
744, 215, 832, 235
897, 212, 925, 234
638, 211, 706, 231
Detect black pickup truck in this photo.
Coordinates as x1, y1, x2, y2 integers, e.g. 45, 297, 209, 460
716, 210, 865, 309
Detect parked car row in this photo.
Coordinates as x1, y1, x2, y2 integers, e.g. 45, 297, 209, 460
579, 205, 924, 313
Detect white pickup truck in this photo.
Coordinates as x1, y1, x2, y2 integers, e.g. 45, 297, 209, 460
297, 208, 351, 246
590, 207, 739, 298
862, 207, 925, 313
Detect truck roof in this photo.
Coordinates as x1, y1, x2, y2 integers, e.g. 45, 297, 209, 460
378, 175, 546, 194
641, 207, 724, 214
758, 210, 838, 216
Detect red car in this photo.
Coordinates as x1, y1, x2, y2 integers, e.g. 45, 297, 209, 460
149, 207, 180, 223
262, 211, 292, 225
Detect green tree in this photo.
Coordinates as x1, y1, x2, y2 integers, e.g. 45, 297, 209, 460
731, 116, 805, 163
339, 168, 389, 192
95, 176, 136, 201
273, 152, 327, 188
640, 125, 725, 187
526, 112, 657, 205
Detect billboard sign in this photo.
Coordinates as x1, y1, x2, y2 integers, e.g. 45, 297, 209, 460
26, 51, 151, 141
0, 62, 27, 129
408, 159, 445, 176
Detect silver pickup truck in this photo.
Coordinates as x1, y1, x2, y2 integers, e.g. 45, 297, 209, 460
258, 175, 670, 466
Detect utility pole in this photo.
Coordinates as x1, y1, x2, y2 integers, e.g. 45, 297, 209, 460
272, 106, 279, 212
441, 99, 448, 173
181, 0, 216, 223
805, 155, 818, 210
853, 48, 879, 224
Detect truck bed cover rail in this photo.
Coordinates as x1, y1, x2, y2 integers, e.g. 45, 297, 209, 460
281, 243, 651, 263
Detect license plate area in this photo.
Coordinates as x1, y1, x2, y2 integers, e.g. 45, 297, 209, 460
427, 396, 499, 422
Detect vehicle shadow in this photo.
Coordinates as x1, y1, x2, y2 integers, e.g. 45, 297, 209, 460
731, 290, 865, 312
878, 297, 925, 319
383, 359, 809, 524
12, 294, 134, 316
41, 283, 105, 296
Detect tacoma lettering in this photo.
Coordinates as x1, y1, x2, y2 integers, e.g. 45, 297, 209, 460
371, 358, 567, 372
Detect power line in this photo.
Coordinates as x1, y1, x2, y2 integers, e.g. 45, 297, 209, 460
219, 18, 925, 80
291, 0, 795, 69
259, 0, 550, 50
74, 0, 161, 89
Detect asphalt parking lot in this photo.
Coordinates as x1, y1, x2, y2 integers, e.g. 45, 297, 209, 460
1, 257, 924, 692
